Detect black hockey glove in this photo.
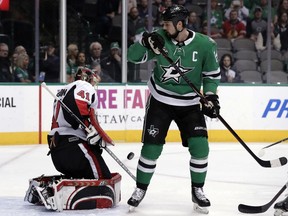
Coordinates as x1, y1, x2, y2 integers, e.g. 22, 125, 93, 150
142, 32, 165, 55
200, 94, 220, 118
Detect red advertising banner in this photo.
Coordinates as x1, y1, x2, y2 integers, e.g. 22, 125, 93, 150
0, 0, 9, 11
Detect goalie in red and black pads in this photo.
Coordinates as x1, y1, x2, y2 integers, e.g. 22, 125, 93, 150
47, 67, 111, 180
126, 5, 220, 214
24, 67, 121, 211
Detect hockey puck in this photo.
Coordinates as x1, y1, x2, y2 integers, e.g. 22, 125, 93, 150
258, 149, 265, 157
127, 152, 135, 160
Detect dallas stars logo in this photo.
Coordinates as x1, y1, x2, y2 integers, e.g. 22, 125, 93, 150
160, 58, 193, 83
147, 125, 159, 137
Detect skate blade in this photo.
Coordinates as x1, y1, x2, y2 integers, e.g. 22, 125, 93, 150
193, 203, 209, 214
128, 205, 136, 212
274, 209, 288, 216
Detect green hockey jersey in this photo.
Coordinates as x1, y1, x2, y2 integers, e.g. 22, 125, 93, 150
127, 29, 220, 106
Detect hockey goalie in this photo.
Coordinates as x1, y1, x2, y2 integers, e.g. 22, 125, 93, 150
24, 67, 121, 211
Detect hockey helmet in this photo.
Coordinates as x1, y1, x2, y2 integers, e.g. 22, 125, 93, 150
162, 5, 189, 26
75, 67, 99, 86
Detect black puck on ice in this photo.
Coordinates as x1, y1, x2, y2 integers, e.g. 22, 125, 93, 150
127, 152, 135, 160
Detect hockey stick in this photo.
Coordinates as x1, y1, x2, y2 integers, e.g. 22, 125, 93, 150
262, 137, 288, 150
159, 49, 287, 168
258, 137, 288, 157
41, 82, 136, 181
238, 182, 288, 213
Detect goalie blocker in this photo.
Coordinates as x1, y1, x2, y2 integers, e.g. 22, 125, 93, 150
24, 173, 121, 211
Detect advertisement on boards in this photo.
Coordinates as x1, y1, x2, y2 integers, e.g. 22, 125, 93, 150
0, 84, 287, 144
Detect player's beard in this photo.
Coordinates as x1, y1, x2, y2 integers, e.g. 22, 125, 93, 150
164, 29, 179, 39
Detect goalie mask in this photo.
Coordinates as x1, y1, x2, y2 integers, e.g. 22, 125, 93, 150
75, 67, 100, 86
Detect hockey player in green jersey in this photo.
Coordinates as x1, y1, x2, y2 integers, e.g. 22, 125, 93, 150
127, 5, 221, 214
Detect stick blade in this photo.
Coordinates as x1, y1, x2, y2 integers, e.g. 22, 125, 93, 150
269, 157, 288, 168
257, 157, 288, 168
238, 184, 287, 214
238, 204, 267, 214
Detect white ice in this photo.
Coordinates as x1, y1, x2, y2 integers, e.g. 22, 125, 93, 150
0, 142, 288, 216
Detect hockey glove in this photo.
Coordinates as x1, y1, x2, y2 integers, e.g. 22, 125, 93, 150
87, 125, 102, 146
200, 94, 220, 118
142, 32, 165, 55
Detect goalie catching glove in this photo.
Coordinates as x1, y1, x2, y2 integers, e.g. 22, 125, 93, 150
200, 94, 220, 118
142, 32, 165, 55
87, 125, 105, 147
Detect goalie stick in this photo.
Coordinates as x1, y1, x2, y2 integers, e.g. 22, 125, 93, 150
238, 182, 288, 214
41, 82, 136, 181
159, 48, 287, 168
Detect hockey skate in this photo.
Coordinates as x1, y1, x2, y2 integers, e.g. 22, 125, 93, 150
192, 187, 210, 214
274, 196, 288, 216
24, 184, 41, 204
35, 185, 56, 210
127, 188, 146, 212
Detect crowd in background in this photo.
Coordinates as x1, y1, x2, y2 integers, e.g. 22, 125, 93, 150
0, 0, 287, 84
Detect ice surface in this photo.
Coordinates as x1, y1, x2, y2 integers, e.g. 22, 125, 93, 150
0, 142, 287, 216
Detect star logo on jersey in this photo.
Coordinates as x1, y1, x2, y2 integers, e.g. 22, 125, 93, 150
160, 58, 193, 83
147, 125, 159, 137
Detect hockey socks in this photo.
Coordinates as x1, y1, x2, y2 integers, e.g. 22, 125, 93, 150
136, 143, 163, 185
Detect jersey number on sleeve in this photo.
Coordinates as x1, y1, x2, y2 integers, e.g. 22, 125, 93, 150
77, 90, 90, 101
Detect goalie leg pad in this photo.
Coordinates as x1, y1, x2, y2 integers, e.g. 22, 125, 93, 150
64, 173, 121, 210
25, 173, 121, 211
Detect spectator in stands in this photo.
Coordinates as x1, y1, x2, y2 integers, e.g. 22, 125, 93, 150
40, 42, 60, 82
76, 51, 89, 69
14, 47, 32, 80
10, 53, 18, 75
187, 11, 202, 32
175, 0, 193, 8
249, 0, 276, 21
152, 0, 165, 27
87, 42, 103, 64
221, 9, 247, 40
66, 43, 79, 83
223, 0, 253, 11
0, 43, 14, 82
137, 0, 149, 19
14, 53, 32, 83
274, 0, 288, 24
0, 43, 9, 58
127, 6, 144, 82
135, 15, 158, 43
203, 0, 224, 31
219, 53, 242, 83
128, 6, 145, 47
273, 11, 288, 52
101, 42, 122, 82
118, 0, 137, 14
95, 0, 119, 38
163, 0, 173, 8
91, 61, 114, 83
246, 7, 267, 46
14, 45, 27, 55
224, 0, 249, 26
